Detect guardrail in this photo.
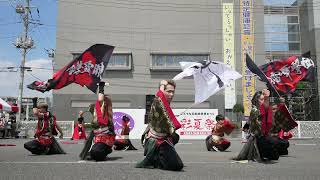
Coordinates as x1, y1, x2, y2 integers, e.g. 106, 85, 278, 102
242, 121, 320, 139
18, 121, 74, 139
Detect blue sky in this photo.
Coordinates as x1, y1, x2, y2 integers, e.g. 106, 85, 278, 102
0, 0, 56, 97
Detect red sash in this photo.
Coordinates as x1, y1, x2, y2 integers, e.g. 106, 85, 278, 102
94, 134, 115, 146
35, 113, 58, 137
156, 90, 181, 130
95, 98, 109, 126
260, 104, 273, 136
37, 136, 53, 146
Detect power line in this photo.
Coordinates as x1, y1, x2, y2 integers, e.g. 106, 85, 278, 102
47, 22, 304, 28
0, 21, 21, 26
2, 67, 198, 90
35, 26, 51, 48
54, 25, 300, 36
56, 0, 320, 11
0, 35, 16, 39
25, 71, 43, 81
56, 36, 301, 56
42, 19, 305, 35
54, 0, 271, 13
59, 0, 263, 8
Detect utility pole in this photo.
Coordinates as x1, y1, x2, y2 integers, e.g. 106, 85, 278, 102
45, 48, 55, 110
15, 0, 34, 122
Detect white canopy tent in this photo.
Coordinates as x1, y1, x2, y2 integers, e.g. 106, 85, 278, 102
0, 98, 18, 112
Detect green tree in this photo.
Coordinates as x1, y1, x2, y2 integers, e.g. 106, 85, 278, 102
233, 103, 244, 122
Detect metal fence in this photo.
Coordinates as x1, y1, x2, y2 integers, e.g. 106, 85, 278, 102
242, 121, 320, 139
17, 120, 320, 139
18, 121, 74, 138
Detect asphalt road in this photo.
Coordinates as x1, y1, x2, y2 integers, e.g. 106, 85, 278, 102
1, 138, 320, 180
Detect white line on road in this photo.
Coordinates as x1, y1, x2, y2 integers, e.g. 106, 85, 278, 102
293, 144, 317, 146
0, 161, 236, 164
177, 143, 193, 145
0, 161, 136, 164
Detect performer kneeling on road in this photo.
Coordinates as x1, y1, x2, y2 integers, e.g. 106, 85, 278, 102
79, 81, 116, 161
24, 97, 65, 155
205, 114, 235, 152
136, 80, 183, 171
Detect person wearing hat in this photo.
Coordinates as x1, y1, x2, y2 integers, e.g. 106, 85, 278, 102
24, 97, 65, 155
113, 115, 137, 151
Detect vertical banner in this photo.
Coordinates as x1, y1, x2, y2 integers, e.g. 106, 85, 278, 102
240, 0, 255, 117
223, 3, 236, 109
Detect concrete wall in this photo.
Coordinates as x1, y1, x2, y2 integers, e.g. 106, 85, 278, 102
54, 0, 265, 121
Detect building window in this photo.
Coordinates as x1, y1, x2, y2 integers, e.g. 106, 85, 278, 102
150, 53, 209, 70
264, 14, 300, 52
72, 52, 132, 70
107, 53, 132, 70
287, 15, 298, 23
264, 0, 297, 7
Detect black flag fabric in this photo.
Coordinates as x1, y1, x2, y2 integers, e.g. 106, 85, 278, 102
27, 44, 114, 93
245, 54, 298, 130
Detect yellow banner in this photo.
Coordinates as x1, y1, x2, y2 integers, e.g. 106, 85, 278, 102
240, 0, 255, 117
241, 36, 255, 116
223, 3, 236, 109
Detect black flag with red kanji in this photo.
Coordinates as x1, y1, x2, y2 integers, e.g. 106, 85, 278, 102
27, 44, 115, 93
259, 55, 315, 93
246, 54, 298, 130
246, 54, 315, 93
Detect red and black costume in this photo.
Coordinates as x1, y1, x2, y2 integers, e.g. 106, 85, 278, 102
136, 90, 183, 171
71, 116, 86, 140
24, 98, 65, 155
205, 115, 235, 152
268, 103, 295, 156
113, 115, 137, 150
233, 91, 297, 162
79, 82, 116, 161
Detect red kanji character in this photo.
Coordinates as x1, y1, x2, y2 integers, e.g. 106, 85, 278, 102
180, 118, 192, 130
205, 119, 215, 130
193, 119, 203, 130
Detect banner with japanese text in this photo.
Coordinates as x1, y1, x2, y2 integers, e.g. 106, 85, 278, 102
223, 3, 236, 109
240, 0, 255, 117
112, 109, 219, 140
174, 109, 218, 139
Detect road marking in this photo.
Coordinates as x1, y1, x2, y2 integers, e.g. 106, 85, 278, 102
0, 161, 136, 164
177, 143, 193, 145
0, 144, 16, 147
230, 160, 249, 164
293, 144, 317, 146
0, 161, 237, 164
